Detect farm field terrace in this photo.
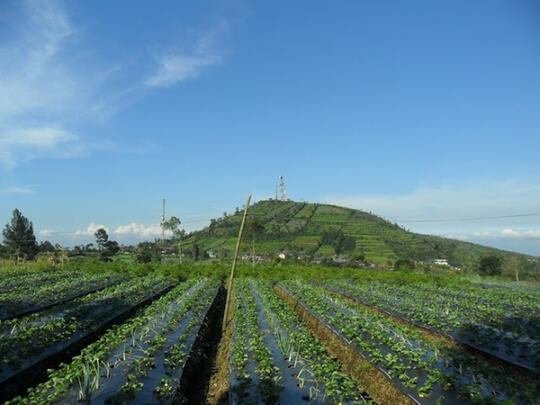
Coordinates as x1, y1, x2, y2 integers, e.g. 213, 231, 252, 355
0, 263, 538, 404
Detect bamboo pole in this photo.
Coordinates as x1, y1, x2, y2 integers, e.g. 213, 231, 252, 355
222, 194, 251, 333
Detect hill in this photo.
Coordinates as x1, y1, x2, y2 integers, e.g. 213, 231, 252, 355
182, 199, 538, 272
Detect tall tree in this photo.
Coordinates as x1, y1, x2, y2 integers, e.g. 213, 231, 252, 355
94, 228, 119, 261
338, 236, 356, 255
478, 255, 503, 276
2, 209, 38, 260
101, 240, 120, 262
94, 228, 109, 250
162, 216, 185, 261
193, 243, 200, 262
162, 216, 182, 239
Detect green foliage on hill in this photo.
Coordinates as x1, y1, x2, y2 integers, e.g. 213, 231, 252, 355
183, 199, 538, 275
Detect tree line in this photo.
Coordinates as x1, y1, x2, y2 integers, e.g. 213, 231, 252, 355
0, 209, 199, 264
1, 208, 539, 280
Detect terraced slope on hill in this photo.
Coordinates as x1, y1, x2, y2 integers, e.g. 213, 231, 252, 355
182, 200, 536, 270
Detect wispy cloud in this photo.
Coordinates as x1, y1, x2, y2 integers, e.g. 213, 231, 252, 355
0, 0, 93, 168
0, 127, 83, 169
145, 25, 227, 88
0, 1, 230, 169
0, 0, 76, 123
145, 53, 222, 88
0, 1, 146, 168
0, 1, 133, 124
1, 186, 35, 195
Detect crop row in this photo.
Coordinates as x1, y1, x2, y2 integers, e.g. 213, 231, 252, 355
392, 281, 538, 333
415, 281, 539, 312
0, 276, 172, 387
230, 278, 370, 404
323, 280, 539, 373
0, 269, 83, 294
280, 281, 538, 404
6, 277, 220, 404
0, 272, 128, 320
230, 280, 282, 403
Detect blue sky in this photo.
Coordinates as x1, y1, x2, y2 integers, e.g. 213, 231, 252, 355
1, 0, 539, 255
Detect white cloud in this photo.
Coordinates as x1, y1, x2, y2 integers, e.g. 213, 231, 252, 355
441, 233, 472, 241
60, 221, 169, 240
39, 229, 55, 237
112, 222, 171, 238
1, 186, 35, 194
74, 222, 109, 236
472, 229, 540, 239
145, 26, 226, 88
443, 229, 540, 241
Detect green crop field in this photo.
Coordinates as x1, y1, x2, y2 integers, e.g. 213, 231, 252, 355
1, 261, 538, 404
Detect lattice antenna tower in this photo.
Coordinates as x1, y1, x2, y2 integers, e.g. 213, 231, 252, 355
279, 175, 288, 201
161, 198, 166, 242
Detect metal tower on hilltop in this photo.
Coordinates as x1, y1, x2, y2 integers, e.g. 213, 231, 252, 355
279, 176, 288, 201
161, 198, 166, 242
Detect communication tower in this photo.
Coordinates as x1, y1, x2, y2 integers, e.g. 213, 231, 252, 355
161, 198, 166, 242
279, 176, 288, 201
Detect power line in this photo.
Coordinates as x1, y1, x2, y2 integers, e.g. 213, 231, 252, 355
18, 210, 540, 238
397, 212, 540, 223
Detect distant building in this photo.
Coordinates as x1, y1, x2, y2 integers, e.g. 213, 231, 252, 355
434, 259, 449, 266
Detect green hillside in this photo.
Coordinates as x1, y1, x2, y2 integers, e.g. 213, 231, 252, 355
182, 199, 537, 271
